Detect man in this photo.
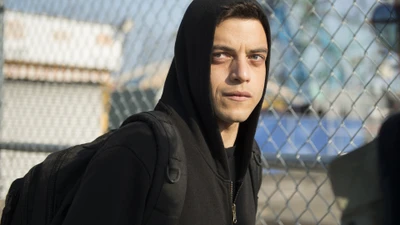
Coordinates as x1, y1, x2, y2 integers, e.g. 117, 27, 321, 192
62, 0, 271, 224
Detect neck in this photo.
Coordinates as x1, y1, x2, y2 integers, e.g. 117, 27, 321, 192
218, 121, 239, 148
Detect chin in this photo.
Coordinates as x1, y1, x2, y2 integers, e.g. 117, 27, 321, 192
221, 112, 252, 123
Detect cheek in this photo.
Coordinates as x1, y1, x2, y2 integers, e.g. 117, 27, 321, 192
209, 75, 218, 98
209, 74, 220, 104
253, 72, 266, 100
210, 68, 227, 94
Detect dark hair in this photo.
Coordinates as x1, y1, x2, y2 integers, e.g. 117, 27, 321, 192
217, 1, 267, 25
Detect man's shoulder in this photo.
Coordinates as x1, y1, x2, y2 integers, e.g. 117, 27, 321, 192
102, 121, 157, 161
108, 121, 155, 146
84, 121, 158, 177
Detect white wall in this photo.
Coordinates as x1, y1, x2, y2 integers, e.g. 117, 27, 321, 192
0, 80, 104, 199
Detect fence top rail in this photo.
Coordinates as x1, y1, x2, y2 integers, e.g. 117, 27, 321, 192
0, 142, 340, 171
0, 142, 71, 152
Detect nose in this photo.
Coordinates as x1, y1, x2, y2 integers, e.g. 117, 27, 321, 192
230, 58, 250, 83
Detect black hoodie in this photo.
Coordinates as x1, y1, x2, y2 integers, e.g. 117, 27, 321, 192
62, 0, 271, 224
157, 0, 271, 224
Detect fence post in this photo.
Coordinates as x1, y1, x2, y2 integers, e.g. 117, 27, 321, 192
0, 0, 4, 199
397, 0, 400, 58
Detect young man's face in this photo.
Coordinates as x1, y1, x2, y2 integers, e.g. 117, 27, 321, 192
210, 18, 268, 128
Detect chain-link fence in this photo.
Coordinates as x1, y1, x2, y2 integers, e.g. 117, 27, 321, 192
1, 0, 399, 224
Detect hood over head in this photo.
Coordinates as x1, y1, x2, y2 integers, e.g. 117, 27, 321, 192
157, 0, 271, 181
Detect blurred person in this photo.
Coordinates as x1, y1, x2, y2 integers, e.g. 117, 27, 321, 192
2, 0, 271, 225
328, 4, 400, 225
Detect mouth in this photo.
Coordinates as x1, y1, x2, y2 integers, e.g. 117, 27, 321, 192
223, 91, 252, 101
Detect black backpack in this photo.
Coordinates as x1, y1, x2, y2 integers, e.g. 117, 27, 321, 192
1, 111, 262, 225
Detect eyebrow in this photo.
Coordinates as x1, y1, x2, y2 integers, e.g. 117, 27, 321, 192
211, 45, 268, 54
211, 45, 235, 53
249, 48, 268, 54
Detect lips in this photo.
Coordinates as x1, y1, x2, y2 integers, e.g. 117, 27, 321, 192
223, 91, 252, 101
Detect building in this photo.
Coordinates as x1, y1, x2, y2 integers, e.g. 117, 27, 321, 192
0, 11, 123, 199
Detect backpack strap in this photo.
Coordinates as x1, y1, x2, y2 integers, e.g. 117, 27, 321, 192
121, 111, 187, 225
249, 141, 262, 207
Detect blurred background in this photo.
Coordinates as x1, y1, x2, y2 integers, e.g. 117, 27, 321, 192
0, 0, 399, 224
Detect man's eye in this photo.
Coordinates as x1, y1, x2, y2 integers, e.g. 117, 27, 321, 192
249, 54, 265, 61
213, 53, 227, 58
211, 53, 230, 63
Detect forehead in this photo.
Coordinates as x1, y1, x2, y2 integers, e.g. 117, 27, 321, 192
213, 18, 268, 47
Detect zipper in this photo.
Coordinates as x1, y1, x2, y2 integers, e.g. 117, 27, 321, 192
230, 181, 237, 224
231, 181, 244, 224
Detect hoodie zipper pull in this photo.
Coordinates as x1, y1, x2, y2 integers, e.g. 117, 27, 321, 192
232, 203, 237, 224
230, 181, 237, 224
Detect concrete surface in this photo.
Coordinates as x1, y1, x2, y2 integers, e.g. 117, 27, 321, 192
257, 170, 341, 225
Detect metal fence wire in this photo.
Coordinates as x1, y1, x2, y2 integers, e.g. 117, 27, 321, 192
1, 0, 400, 224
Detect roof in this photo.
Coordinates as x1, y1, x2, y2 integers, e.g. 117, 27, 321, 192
5, 11, 122, 72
